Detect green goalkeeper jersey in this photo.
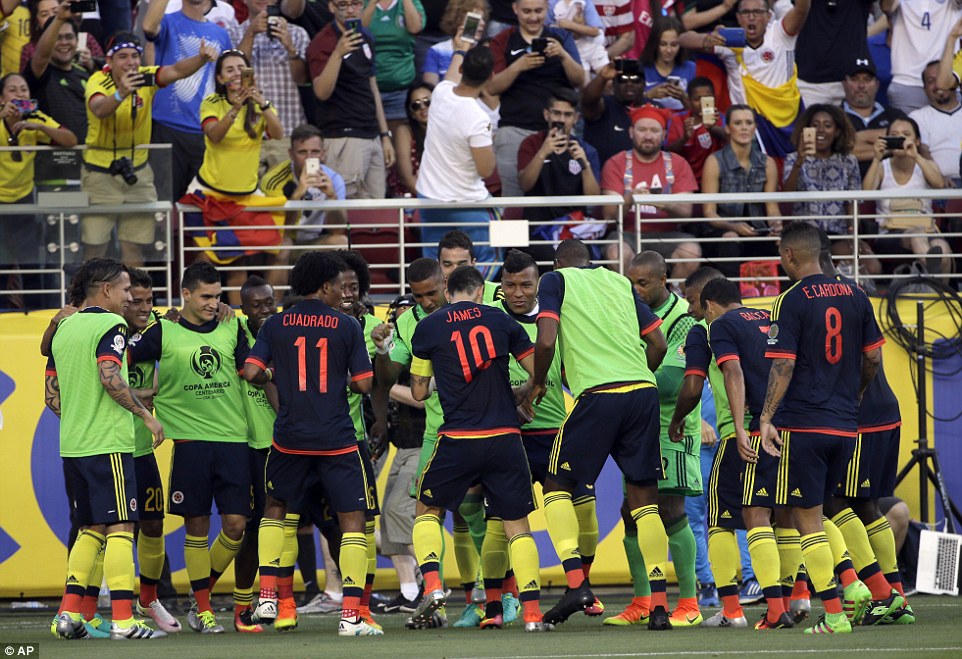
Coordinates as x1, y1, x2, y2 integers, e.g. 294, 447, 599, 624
390, 303, 444, 440
653, 292, 701, 454
348, 313, 378, 443
242, 318, 276, 450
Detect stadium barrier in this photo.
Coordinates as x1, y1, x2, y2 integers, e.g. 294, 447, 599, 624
2, 294, 961, 597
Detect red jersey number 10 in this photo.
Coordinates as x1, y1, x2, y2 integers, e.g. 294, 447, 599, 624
294, 336, 329, 392
450, 326, 496, 383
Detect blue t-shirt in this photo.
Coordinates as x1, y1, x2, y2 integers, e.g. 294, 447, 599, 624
246, 298, 374, 453
643, 61, 697, 111
411, 301, 533, 437
766, 274, 884, 434
423, 38, 454, 79
148, 12, 232, 133
547, 0, 603, 29
708, 306, 772, 432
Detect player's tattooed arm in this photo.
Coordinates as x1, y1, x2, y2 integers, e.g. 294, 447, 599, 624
44, 374, 61, 417
410, 374, 434, 402
100, 359, 153, 419
760, 358, 794, 422
859, 347, 882, 400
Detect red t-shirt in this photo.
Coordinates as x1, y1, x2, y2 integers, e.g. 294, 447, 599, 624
677, 113, 724, 182
601, 149, 698, 233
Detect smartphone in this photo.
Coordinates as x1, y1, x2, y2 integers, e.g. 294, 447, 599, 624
241, 67, 255, 90
718, 27, 746, 48
700, 95, 716, 125
139, 71, 156, 87
77, 31, 89, 49
549, 120, 566, 134
531, 37, 549, 54
803, 126, 816, 144
666, 75, 684, 87
305, 157, 321, 176
882, 135, 905, 150
10, 98, 38, 114
614, 58, 640, 75
69, 0, 96, 13
345, 18, 361, 32
461, 11, 482, 44
266, 3, 282, 16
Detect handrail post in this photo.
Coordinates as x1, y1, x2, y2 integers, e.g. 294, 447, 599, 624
398, 205, 406, 296
165, 208, 173, 305
58, 212, 66, 308
177, 205, 185, 307
853, 194, 860, 287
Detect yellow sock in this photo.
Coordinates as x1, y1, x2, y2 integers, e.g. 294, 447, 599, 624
413, 514, 443, 567
67, 529, 105, 592
210, 530, 243, 576
573, 496, 599, 562
775, 527, 802, 589
630, 505, 668, 591
800, 532, 839, 610
137, 533, 165, 582
452, 520, 480, 590
865, 517, 899, 575
281, 515, 299, 570
104, 532, 136, 596
185, 533, 212, 584
256, 519, 285, 574
822, 517, 852, 569
831, 509, 877, 572
507, 532, 540, 599
746, 527, 780, 591
543, 491, 581, 566
88, 546, 105, 594
707, 527, 739, 589
364, 520, 377, 579
233, 586, 254, 609
339, 532, 368, 600
481, 519, 509, 586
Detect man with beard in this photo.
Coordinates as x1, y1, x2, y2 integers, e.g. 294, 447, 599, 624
908, 61, 962, 187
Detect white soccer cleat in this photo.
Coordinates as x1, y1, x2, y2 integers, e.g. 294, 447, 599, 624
251, 598, 278, 624
110, 619, 168, 640
137, 599, 182, 633
338, 616, 384, 636
700, 610, 748, 628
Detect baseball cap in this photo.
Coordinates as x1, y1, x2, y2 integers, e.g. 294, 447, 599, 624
846, 57, 877, 78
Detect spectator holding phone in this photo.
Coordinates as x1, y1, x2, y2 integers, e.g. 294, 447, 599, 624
361, 0, 425, 124
25, 3, 90, 141
863, 116, 952, 276
641, 16, 695, 112
308, 0, 396, 199
782, 104, 861, 237
701, 104, 781, 276
676, 76, 726, 181
422, 0, 488, 85
0, 72, 76, 308
142, 0, 233, 202
488, 0, 584, 197
230, 0, 310, 172
20, 0, 102, 74
81, 32, 217, 266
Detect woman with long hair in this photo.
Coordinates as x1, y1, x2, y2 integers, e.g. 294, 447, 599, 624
390, 81, 434, 196
641, 16, 695, 111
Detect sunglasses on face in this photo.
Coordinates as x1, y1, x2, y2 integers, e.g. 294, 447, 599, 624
410, 99, 430, 111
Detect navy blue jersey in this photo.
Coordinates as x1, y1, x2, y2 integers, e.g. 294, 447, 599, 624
682, 324, 711, 380
708, 307, 772, 432
246, 298, 373, 454
411, 301, 533, 437
766, 274, 884, 434
836, 275, 901, 431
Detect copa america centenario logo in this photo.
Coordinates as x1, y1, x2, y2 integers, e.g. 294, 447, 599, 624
190, 345, 222, 380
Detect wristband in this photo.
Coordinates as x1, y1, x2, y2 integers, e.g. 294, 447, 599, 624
266, 367, 274, 381
453, 50, 467, 57
260, 100, 273, 111
376, 341, 393, 355
114, 90, 123, 102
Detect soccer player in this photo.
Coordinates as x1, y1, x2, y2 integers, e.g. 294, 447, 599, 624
46, 258, 166, 640
526, 240, 671, 629
128, 261, 252, 634
439, 230, 504, 304
699, 276, 796, 630
760, 222, 895, 635
625, 251, 703, 628
492, 250, 600, 624
408, 265, 549, 632
232, 275, 278, 633
244, 251, 380, 637
124, 268, 181, 635
371, 258, 450, 628
817, 233, 914, 625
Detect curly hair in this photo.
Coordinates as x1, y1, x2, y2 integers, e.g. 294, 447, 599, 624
290, 251, 348, 296
335, 249, 371, 297
791, 104, 856, 156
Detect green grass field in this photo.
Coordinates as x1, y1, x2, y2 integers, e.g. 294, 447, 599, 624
1, 592, 958, 659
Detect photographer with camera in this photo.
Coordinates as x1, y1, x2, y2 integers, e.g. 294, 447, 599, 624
0, 72, 76, 310
81, 32, 217, 266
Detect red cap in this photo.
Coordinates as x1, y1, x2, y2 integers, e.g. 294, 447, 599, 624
629, 105, 670, 129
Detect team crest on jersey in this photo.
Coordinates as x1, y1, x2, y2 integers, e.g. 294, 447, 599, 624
128, 367, 145, 389
698, 132, 712, 149
112, 334, 126, 355
603, 4, 614, 16
677, 344, 685, 358
362, 43, 373, 60
767, 323, 778, 343
171, 491, 184, 504
129, 497, 137, 512
761, 50, 775, 63
190, 345, 223, 379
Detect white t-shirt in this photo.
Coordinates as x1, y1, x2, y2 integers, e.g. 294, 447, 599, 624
417, 81, 493, 202
889, 0, 962, 88
715, 17, 797, 106
908, 102, 962, 180
877, 159, 934, 220
163, 0, 239, 33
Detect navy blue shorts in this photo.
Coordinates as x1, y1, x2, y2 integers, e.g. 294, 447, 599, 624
249, 447, 269, 520
358, 441, 381, 516
742, 434, 779, 510
837, 425, 901, 500
523, 429, 594, 499
266, 447, 374, 515
293, 480, 338, 533
707, 435, 744, 530
134, 453, 164, 521
168, 440, 252, 518
775, 430, 856, 508
549, 384, 662, 487
63, 453, 138, 526
418, 433, 536, 521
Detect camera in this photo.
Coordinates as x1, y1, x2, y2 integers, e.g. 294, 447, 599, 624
882, 135, 905, 151
614, 58, 640, 76
109, 156, 138, 185
10, 98, 39, 117
266, 3, 281, 39
139, 71, 156, 87
70, 0, 96, 12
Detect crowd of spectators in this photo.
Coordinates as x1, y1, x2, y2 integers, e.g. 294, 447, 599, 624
2, 0, 962, 309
